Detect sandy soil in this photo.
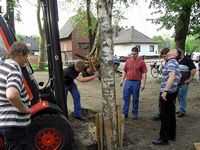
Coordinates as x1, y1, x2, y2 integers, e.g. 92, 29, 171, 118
34, 62, 200, 150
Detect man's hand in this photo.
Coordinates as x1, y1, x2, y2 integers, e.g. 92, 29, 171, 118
120, 80, 124, 87
140, 84, 145, 91
161, 92, 167, 101
94, 71, 99, 78
20, 105, 30, 114
185, 78, 192, 84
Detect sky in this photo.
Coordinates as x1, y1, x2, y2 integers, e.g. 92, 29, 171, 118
0, 0, 173, 38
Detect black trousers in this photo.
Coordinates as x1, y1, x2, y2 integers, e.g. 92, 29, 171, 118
159, 92, 177, 140
0, 127, 30, 150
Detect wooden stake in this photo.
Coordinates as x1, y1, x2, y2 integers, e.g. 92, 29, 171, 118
121, 115, 125, 147
96, 113, 103, 150
194, 143, 200, 150
104, 117, 114, 150
116, 105, 121, 147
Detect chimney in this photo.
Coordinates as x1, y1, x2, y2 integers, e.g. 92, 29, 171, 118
131, 26, 134, 39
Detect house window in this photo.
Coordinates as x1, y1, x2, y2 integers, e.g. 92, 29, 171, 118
150, 45, 154, 52
135, 45, 140, 52
26, 43, 31, 47
78, 43, 89, 51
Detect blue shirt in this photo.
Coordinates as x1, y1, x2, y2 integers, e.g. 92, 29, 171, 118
160, 58, 180, 93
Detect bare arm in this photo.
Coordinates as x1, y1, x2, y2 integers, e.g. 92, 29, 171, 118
162, 72, 175, 101
120, 71, 127, 87
76, 71, 99, 83
185, 68, 196, 84
6, 87, 30, 113
140, 72, 147, 91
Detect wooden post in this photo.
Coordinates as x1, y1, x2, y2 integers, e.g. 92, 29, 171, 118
96, 113, 103, 150
116, 105, 121, 147
194, 143, 200, 150
116, 105, 125, 147
121, 115, 125, 147
104, 117, 114, 150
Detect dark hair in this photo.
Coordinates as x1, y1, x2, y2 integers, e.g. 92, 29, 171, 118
160, 48, 170, 55
131, 47, 139, 53
9, 41, 29, 57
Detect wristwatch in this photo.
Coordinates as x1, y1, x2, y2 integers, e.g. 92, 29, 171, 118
164, 90, 168, 93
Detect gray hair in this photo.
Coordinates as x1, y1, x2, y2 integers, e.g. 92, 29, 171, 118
8, 41, 29, 58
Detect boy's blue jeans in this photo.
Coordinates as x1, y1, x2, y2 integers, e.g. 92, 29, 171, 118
122, 80, 141, 117
65, 81, 82, 117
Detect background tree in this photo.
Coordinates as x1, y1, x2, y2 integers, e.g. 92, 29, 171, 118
36, 0, 45, 70
152, 35, 165, 51
149, 0, 199, 51
5, 0, 21, 35
185, 35, 200, 53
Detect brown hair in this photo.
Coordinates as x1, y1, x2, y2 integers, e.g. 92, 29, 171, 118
160, 48, 170, 56
131, 47, 139, 53
75, 60, 85, 70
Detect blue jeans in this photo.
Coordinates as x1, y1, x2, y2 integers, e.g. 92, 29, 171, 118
122, 80, 141, 117
178, 84, 189, 114
65, 81, 82, 117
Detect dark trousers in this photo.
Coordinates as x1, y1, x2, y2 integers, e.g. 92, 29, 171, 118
0, 127, 30, 150
159, 92, 177, 140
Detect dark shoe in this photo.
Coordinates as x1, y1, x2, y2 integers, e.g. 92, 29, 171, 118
74, 116, 86, 121
176, 111, 180, 114
152, 115, 160, 121
152, 139, 168, 145
177, 112, 185, 118
125, 115, 128, 119
133, 116, 138, 120
169, 138, 176, 141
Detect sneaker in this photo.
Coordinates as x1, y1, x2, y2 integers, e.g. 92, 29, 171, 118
177, 112, 185, 118
176, 111, 180, 114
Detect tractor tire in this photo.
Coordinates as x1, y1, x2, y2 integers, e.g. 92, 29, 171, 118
29, 113, 74, 150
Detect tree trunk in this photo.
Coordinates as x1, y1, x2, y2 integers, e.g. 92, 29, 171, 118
97, 0, 117, 149
175, 4, 192, 51
37, 0, 45, 70
6, 0, 15, 34
86, 0, 93, 52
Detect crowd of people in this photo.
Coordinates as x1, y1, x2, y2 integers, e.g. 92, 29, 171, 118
0, 41, 197, 148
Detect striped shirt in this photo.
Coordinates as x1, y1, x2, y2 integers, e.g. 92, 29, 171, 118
160, 58, 180, 93
0, 59, 31, 128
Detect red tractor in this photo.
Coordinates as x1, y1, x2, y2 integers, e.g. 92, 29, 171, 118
0, 0, 74, 149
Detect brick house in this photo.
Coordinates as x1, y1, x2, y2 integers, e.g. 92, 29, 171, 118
59, 19, 89, 63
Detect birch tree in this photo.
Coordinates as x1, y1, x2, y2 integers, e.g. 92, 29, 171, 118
97, 0, 117, 149
37, 0, 45, 70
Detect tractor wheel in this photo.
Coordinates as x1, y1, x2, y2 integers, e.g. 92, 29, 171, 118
29, 113, 73, 150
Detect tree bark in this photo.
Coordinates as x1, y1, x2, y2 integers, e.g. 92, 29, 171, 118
37, 0, 45, 70
175, 4, 192, 51
97, 0, 117, 149
6, 0, 15, 35
86, 0, 93, 52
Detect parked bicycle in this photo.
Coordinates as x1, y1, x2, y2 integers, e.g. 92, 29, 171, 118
150, 61, 164, 78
